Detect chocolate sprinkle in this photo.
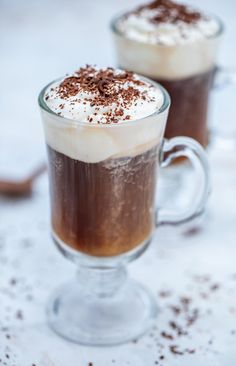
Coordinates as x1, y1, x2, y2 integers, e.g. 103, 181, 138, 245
135, 0, 203, 24
46, 66, 156, 124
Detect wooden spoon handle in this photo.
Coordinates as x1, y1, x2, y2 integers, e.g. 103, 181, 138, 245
29, 163, 47, 181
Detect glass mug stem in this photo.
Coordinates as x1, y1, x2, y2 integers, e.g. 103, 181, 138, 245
158, 137, 210, 225
76, 265, 127, 298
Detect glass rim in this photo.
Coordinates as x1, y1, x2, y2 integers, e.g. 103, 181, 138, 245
38, 74, 171, 128
110, 11, 224, 43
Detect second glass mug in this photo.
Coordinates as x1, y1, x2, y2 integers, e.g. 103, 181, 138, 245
111, 14, 236, 148
39, 78, 209, 346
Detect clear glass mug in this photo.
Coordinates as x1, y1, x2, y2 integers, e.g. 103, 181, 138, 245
38, 77, 210, 346
111, 14, 230, 149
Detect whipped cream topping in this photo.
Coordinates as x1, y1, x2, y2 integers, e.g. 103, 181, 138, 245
41, 66, 168, 163
44, 66, 164, 123
117, 0, 220, 46
112, 0, 221, 80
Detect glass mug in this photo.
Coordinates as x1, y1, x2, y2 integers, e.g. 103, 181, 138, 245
38, 77, 209, 346
111, 14, 224, 148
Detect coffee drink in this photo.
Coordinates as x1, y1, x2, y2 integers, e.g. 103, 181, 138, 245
41, 66, 169, 257
112, 0, 222, 146
47, 145, 159, 257
160, 70, 215, 146
39, 65, 211, 347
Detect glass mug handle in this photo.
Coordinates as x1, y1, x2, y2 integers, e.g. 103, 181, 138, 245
213, 66, 236, 90
157, 137, 210, 226
211, 67, 236, 148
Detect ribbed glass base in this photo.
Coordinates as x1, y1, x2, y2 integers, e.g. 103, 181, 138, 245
47, 267, 158, 346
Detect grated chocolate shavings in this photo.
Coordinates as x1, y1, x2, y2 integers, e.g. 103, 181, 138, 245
45, 65, 156, 124
134, 0, 203, 25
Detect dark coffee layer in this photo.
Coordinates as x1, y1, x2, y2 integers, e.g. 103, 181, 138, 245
155, 69, 215, 147
47, 145, 159, 257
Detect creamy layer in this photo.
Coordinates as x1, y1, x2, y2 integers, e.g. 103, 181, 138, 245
113, 1, 221, 79
41, 66, 168, 163
117, 8, 220, 46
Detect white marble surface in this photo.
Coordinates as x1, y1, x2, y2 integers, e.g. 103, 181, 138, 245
0, 0, 236, 365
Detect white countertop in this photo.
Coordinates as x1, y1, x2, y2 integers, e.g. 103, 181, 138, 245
0, 0, 236, 365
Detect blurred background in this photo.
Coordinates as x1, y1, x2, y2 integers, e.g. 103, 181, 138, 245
0, 0, 236, 180
0, 1, 236, 365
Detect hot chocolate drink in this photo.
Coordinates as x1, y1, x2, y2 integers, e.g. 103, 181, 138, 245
112, 0, 222, 147
42, 66, 168, 257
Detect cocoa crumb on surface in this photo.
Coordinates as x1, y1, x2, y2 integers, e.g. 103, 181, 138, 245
9, 278, 17, 286
183, 226, 202, 237
186, 348, 196, 354
169, 321, 186, 336
210, 283, 220, 291
186, 308, 199, 327
159, 290, 172, 298
169, 305, 181, 315
180, 296, 192, 306
169, 345, 184, 355
15, 310, 23, 320
161, 331, 174, 340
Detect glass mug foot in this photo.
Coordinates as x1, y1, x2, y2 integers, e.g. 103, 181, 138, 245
47, 235, 157, 346
47, 274, 158, 346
